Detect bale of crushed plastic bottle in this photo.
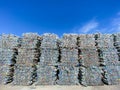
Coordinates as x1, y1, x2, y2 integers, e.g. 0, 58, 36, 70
80, 66, 103, 86
78, 34, 96, 49
16, 33, 40, 66
35, 65, 57, 85
102, 66, 120, 85
101, 49, 120, 66
80, 48, 99, 67
21, 33, 40, 49
39, 49, 59, 66
16, 49, 39, 66
41, 33, 59, 49
0, 34, 18, 85
60, 34, 78, 48
97, 34, 115, 49
57, 65, 79, 85
0, 34, 19, 49
113, 33, 120, 47
60, 48, 78, 66
13, 65, 35, 85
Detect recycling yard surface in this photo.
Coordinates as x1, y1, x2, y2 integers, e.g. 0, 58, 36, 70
0, 33, 120, 89
0, 85, 120, 90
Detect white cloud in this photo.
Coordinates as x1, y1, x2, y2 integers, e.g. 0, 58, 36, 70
79, 20, 99, 33
111, 17, 120, 32
72, 12, 120, 33
72, 12, 120, 34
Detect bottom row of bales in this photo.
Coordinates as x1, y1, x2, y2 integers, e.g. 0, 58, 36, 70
9, 65, 120, 86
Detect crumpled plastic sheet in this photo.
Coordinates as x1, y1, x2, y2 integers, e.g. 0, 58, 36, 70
57, 65, 79, 85
60, 34, 78, 48
80, 66, 103, 86
102, 66, 120, 85
36, 65, 57, 85
41, 33, 59, 49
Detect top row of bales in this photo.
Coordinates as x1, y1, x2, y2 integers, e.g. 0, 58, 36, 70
0, 33, 119, 49
40, 33, 96, 49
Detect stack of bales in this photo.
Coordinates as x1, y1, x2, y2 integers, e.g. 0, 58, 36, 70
78, 34, 103, 86
96, 34, 119, 66
0, 34, 18, 84
13, 33, 40, 85
57, 34, 79, 85
36, 33, 59, 85
96, 34, 120, 85
113, 33, 120, 61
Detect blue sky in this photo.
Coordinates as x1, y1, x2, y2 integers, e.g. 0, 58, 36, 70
0, 0, 120, 36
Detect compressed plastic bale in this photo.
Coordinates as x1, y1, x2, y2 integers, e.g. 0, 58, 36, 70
21, 33, 41, 49
35, 66, 57, 85
0, 66, 6, 84
80, 49, 99, 67
0, 65, 14, 84
96, 34, 115, 48
80, 66, 103, 86
102, 50, 120, 66
60, 34, 78, 48
113, 34, 120, 57
57, 66, 79, 85
21, 39, 39, 49
39, 49, 59, 65
60, 48, 78, 65
0, 48, 17, 84
41, 33, 58, 49
102, 66, 120, 85
114, 33, 120, 47
22, 33, 39, 39
0, 34, 19, 49
98, 48, 120, 66
16, 45, 40, 66
0, 49, 14, 66
78, 34, 96, 49
13, 65, 35, 85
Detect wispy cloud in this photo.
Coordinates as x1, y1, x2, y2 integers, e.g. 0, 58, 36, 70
111, 17, 120, 32
72, 12, 120, 34
79, 20, 99, 33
